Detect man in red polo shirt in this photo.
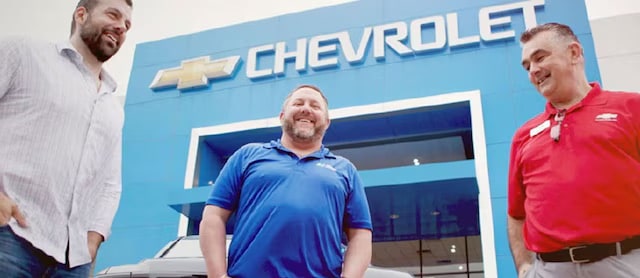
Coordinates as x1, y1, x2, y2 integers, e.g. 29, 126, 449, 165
508, 22, 640, 278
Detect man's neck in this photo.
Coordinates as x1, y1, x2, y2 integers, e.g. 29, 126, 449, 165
280, 136, 322, 158
70, 36, 103, 84
550, 79, 592, 110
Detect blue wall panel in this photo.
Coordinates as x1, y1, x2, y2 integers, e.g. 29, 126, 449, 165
101, 0, 598, 276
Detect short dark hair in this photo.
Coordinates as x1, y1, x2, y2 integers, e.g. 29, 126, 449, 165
282, 84, 329, 111
520, 22, 579, 44
70, 0, 133, 36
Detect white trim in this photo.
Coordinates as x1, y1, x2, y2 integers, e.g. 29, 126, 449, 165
178, 215, 189, 237
180, 90, 497, 277
183, 130, 202, 189
468, 92, 498, 278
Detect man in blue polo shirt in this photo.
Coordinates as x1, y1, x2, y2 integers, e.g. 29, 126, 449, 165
199, 85, 373, 278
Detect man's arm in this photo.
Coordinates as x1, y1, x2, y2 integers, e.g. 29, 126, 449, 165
506, 134, 533, 277
507, 215, 533, 277
87, 231, 104, 262
88, 136, 123, 260
342, 228, 372, 278
200, 205, 232, 278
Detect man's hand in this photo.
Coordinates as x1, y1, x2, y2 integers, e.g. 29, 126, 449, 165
87, 231, 104, 262
518, 262, 532, 278
0, 192, 27, 227
508, 216, 534, 276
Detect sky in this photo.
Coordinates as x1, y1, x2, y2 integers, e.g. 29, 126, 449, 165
1, 0, 639, 100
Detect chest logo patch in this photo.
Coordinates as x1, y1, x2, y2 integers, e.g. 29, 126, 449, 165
316, 162, 337, 172
595, 113, 618, 122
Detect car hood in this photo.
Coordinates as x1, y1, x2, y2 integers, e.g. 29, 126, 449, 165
98, 257, 412, 278
97, 257, 207, 277
365, 266, 414, 278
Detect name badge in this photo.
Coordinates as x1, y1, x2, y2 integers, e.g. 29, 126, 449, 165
529, 120, 550, 137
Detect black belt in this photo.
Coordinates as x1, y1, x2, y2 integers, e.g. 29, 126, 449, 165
538, 236, 640, 263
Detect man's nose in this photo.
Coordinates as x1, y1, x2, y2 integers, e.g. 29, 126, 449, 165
298, 104, 311, 113
113, 25, 124, 34
113, 20, 127, 34
529, 64, 541, 80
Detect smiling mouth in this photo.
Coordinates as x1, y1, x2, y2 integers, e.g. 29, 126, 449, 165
296, 119, 314, 125
103, 32, 118, 46
537, 74, 550, 85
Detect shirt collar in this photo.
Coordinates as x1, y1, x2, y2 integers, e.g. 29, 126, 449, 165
265, 139, 336, 159
55, 40, 118, 93
543, 82, 606, 117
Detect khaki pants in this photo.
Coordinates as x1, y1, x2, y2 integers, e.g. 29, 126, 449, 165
524, 248, 640, 278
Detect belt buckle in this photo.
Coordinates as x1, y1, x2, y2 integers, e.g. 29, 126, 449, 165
569, 245, 590, 263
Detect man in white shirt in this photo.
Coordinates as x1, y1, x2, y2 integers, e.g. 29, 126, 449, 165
0, 0, 132, 276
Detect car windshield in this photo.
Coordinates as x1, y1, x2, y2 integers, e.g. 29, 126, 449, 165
160, 236, 231, 258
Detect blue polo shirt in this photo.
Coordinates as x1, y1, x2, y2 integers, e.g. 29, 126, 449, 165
206, 140, 372, 278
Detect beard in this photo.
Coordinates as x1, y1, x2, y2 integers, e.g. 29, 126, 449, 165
79, 18, 121, 62
282, 117, 326, 143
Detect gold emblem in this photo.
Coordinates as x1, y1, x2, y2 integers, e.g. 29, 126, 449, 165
149, 56, 241, 90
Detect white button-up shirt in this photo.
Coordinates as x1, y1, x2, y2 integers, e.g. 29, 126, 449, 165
0, 37, 123, 267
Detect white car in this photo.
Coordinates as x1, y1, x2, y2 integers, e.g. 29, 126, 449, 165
97, 235, 412, 278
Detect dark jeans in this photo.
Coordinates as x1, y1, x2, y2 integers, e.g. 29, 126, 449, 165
0, 225, 91, 278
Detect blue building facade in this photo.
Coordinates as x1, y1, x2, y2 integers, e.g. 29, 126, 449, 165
98, 0, 600, 276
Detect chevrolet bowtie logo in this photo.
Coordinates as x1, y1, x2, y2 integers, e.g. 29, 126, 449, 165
149, 56, 241, 90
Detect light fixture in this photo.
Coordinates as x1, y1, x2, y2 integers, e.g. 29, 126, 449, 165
389, 214, 400, 219
413, 158, 420, 166
458, 265, 464, 270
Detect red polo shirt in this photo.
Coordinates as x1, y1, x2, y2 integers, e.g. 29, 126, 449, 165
508, 83, 640, 252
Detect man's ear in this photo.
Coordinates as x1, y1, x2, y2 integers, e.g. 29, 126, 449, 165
568, 42, 583, 64
74, 6, 89, 26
